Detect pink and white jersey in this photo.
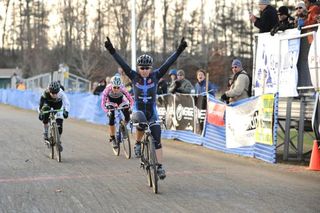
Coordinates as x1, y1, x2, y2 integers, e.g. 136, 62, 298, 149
101, 83, 134, 112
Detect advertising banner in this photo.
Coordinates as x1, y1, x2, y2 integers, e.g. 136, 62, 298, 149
254, 94, 274, 145
226, 97, 260, 148
207, 99, 226, 127
174, 94, 195, 131
255, 29, 300, 97
308, 30, 320, 91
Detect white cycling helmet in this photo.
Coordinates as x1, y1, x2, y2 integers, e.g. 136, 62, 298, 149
111, 75, 122, 87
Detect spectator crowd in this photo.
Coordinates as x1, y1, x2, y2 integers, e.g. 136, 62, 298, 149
92, 0, 320, 104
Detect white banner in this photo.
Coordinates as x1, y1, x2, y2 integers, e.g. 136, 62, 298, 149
255, 29, 300, 97
226, 97, 260, 148
308, 30, 320, 91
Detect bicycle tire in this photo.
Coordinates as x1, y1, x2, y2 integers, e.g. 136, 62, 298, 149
52, 122, 61, 162
112, 131, 120, 156
142, 142, 152, 187
49, 126, 55, 159
149, 136, 158, 194
121, 124, 131, 159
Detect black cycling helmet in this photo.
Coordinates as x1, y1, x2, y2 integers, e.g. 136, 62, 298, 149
137, 54, 153, 66
49, 81, 60, 94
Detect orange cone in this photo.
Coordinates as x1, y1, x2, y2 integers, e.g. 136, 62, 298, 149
308, 140, 320, 171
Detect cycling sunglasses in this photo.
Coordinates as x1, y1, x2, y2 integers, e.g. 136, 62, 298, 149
140, 66, 151, 70
113, 86, 120, 89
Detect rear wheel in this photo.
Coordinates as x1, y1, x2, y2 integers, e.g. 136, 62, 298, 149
149, 137, 158, 194
52, 123, 61, 162
121, 124, 131, 159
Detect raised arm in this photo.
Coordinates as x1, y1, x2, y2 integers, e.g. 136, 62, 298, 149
156, 38, 187, 79
104, 37, 136, 80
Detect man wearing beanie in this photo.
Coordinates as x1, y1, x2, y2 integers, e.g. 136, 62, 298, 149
249, 0, 278, 33
168, 69, 194, 94
221, 59, 251, 103
270, 6, 295, 36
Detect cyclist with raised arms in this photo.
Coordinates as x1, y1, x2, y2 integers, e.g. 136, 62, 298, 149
104, 37, 187, 179
101, 75, 134, 148
38, 81, 70, 151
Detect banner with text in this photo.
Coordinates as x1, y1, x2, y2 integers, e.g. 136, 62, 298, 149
226, 97, 260, 148
254, 94, 274, 145
255, 29, 300, 97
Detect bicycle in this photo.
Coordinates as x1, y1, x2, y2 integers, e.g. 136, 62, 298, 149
105, 102, 131, 159
132, 113, 161, 194
42, 108, 63, 162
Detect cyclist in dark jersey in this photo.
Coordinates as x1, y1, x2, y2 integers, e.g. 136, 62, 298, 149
104, 37, 187, 179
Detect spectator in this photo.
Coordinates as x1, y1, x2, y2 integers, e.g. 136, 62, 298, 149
294, 1, 308, 29
221, 59, 250, 103
168, 69, 177, 85
194, 69, 218, 97
270, 6, 295, 35
93, 79, 106, 95
92, 81, 99, 93
304, 0, 320, 26
57, 80, 65, 91
304, 0, 320, 43
249, 0, 278, 33
105, 76, 111, 85
157, 78, 168, 95
168, 69, 194, 94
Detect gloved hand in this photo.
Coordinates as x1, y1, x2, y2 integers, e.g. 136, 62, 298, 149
38, 112, 44, 121
220, 93, 228, 101
297, 18, 304, 30
104, 37, 115, 54
177, 37, 187, 53
63, 110, 69, 119
41, 105, 50, 112
105, 104, 115, 110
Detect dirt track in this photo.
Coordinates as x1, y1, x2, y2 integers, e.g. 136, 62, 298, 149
0, 104, 319, 213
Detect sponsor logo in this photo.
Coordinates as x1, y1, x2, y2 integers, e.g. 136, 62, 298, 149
176, 104, 193, 121
247, 110, 259, 131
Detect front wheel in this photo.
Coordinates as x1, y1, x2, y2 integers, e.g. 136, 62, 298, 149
112, 132, 120, 156
121, 124, 131, 159
52, 122, 61, 162
149, 137, 158, 194
142, 142, 152, 187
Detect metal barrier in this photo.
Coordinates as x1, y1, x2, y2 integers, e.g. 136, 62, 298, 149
52, 70, 91, 92
25, 73, 51, 91
23, 70, 91, 93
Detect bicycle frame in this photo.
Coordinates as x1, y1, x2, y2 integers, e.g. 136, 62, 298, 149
42, 108, 63, 162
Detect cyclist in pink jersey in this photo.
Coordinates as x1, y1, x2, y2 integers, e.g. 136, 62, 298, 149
101, 75, 134, 148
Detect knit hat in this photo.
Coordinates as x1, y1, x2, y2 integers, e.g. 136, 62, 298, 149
177, 69, 185, 76
296, 1, 306, 10
231, 59, 242, 68
278, 6, 289, 16
169, 69, 177, 76
258, 0, 270, 5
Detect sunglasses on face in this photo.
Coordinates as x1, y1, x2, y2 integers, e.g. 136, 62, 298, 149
113, 86, 120, 89
296, 7, 303, 10
140, 66, 151, 70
